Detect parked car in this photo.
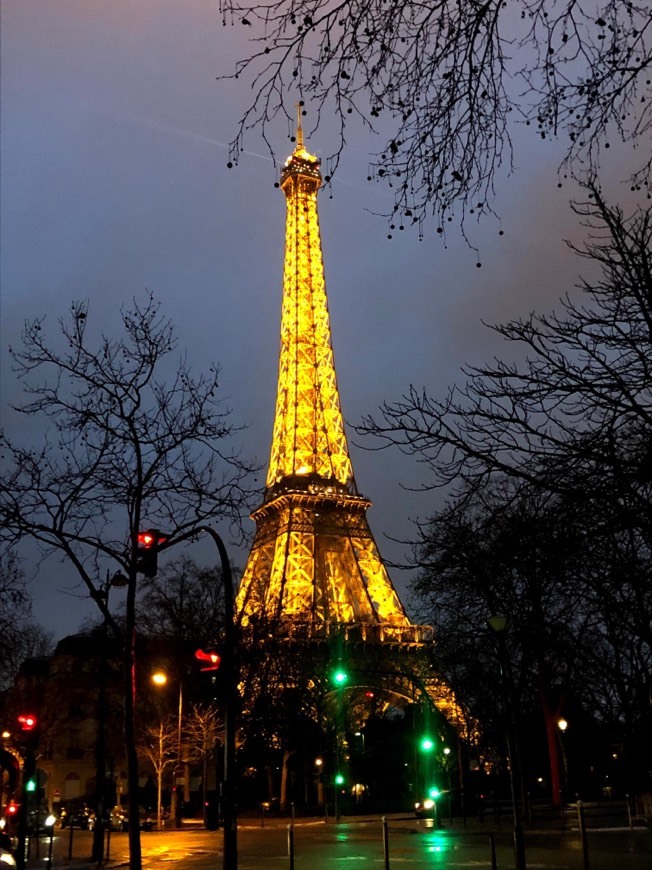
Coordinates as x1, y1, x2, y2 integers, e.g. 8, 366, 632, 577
105, 808, 155, 832
59, 803, 92, 830
108, 808, 129, 831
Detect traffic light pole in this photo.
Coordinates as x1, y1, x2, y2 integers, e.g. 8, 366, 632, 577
15, 748, 36, 870
153, 525, 238, 870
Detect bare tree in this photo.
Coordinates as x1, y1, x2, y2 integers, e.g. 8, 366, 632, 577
0, 550, 52, 691
136, 556, 227, 649
220, 1, 651, 230
359, 181, 652, 535
139, 718, 178, 831
411, 478, 603, 807
411, 469, 652, 799
185, 702, 223, 819
358, 182, 652, 796
0, 295, 256, 868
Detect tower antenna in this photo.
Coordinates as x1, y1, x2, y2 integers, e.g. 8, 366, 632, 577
296, 102, 304, 149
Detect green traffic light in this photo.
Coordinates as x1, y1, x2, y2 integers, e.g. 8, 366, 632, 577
428, 786, 441, 800
420, 736, 435, 752
332, 668, 348, 686
26, 778, 37, 793
335, 773, 345, 785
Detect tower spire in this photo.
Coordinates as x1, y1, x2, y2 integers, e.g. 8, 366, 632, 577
295, 101, 304, 150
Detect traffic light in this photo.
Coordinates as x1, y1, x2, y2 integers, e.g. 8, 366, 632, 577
419, 736, 435, 753
136, 529, 168, 578
427, 786, 441, 800
5, 802, 18, 818
25, 777, 37, 793
195, 648, 221, 672
331, 665, 348, 687
17, 714, 37, 732
334, 773, 345, 786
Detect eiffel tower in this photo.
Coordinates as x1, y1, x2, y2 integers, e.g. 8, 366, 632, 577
236, 119, 461, 727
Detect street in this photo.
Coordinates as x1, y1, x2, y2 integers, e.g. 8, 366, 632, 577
26, 815, 651, 869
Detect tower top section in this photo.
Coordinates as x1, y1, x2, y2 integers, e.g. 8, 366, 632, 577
280, 108, 321, 189
265, 123, 355, 498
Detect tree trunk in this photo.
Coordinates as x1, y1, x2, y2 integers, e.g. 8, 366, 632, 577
124, 575, 142, 869
91, 625, 108, 862
156, 757, 163, 832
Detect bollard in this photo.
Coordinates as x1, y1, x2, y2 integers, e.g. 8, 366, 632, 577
576, 800, 590, 870
488, 831, 497, 870
68, 821, 74, 860
287, 823, 295, 870
382, 815, 389, 870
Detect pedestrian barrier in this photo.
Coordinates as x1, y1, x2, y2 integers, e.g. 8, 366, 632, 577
379, 817, 498, 870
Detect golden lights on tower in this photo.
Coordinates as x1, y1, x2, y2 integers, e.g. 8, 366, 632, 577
236, 124, 412, 633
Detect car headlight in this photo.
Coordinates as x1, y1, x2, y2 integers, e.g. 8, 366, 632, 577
422, 799, 435, 810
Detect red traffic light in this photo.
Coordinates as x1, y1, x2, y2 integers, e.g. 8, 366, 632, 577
137, 530, 167, 548
136, 529, 168, 578
6, 802, 18, 816
195, 649, 221, 672
17, 714, 37, 732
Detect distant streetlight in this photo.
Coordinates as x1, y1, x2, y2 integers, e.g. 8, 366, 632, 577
487, 615, 527, 870
557, 719, 569, 802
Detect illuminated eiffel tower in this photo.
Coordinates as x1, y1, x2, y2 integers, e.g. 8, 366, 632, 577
236, 117, 465, 731
236, 122, 419, 638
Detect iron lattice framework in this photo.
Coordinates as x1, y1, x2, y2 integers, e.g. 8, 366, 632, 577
237, 124, 415, 633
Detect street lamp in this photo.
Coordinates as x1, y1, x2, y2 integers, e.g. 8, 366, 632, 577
557, 719, 569, 804
487, 615, 527, 870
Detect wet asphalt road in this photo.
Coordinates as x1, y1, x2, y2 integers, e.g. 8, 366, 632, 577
26, 814, 652, 869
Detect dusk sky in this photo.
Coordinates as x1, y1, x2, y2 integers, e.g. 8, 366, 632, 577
1, 1, 636, 643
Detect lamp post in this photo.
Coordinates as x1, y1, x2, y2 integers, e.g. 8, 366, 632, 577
314, 757, 324, 807
557, 718, 569, 805
152, 525, 237, 870
151, 670, 184, 826
487, 615, 527, 870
